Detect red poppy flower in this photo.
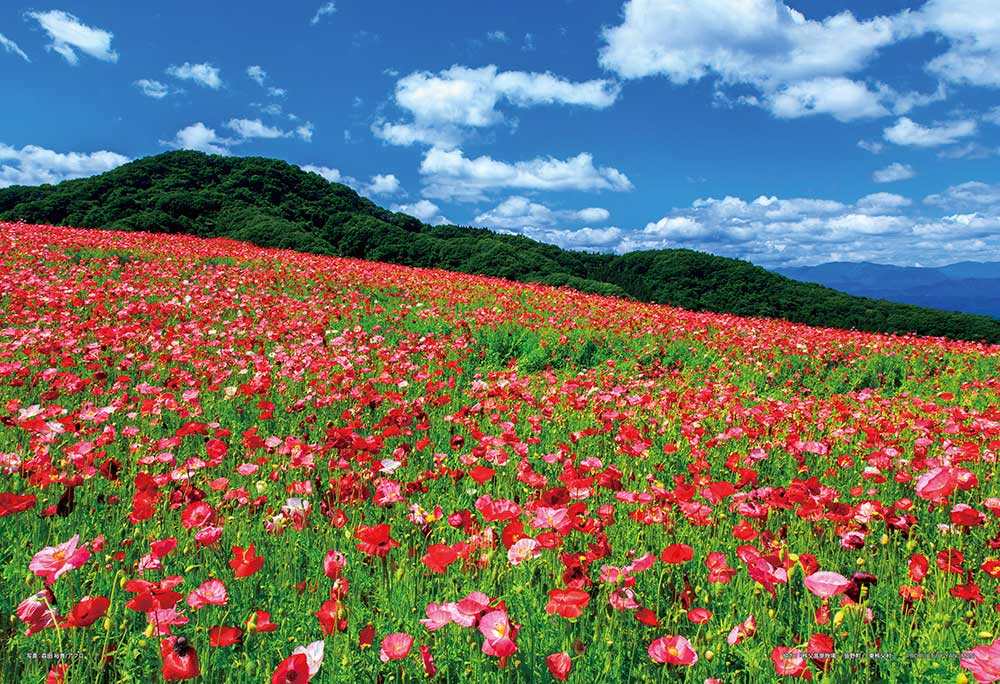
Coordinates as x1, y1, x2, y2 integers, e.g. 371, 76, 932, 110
806, 634, 834, 673
686, 608, 712, 624
316, 599, 346, 636
230, 543, 264, 578
803, 571, 852, 599
546, 652, 572, 680
150, 538, 178, 559
635, 607, 660, 627
420, 645, 437, 677
323, 550, 346, 580
380, 633, 414, 662
951, 577, 985, 604
475, 495, 522, 522
209, 625, 243, 646
60, 596, 109, 628
422, 544, 460, 573
468, 466, 495, 484
0, 492, 37, 516
247, 610, 278, 633
272, 653, 310, 684
661, 544, 695, 564
951, 504, 987, 527
161, 636, 200, 681
545, 589, 590, 619
937, 549, 965, 575
46, 664, 68, 684
353, 524, 399, 557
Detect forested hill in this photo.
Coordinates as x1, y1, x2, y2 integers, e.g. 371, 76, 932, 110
2, 150, 999, 343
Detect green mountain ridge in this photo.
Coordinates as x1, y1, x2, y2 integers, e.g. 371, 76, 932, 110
2, 150, 999, 344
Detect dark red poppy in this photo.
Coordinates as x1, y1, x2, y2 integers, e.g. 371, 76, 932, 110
359, 623, 375, 649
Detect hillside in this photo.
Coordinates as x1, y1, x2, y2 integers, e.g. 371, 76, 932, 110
2, 150, 999, 343
778, 261, 1000, 319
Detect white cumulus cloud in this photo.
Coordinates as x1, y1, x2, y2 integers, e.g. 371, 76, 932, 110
226, 118, 288, 139
166, 62, 223, 89
474, 196, 610, 229
134, 79, 170, 99
366, 174, 400, 196
391, 199, 451, 225
375, 65, 620, 147
925, 181, 1000, 210
420, 147, 633, 201
246, 65, 266, 86
161, 123, 235, 155
0, 142, 128, 187
766, 77, 888, 122
910, 0, 1000, 87
872, 162, 916, 183
883, 117, 977, 147
597, 0, 997, 122
26, 10, 118, 65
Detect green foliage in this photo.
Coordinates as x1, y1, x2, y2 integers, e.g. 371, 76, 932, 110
2, 150, 999, 343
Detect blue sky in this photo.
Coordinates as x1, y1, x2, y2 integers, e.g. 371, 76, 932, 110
1, 1, 998, 268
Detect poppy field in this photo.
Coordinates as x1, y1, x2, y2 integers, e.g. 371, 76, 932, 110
3, 221, 1000, 684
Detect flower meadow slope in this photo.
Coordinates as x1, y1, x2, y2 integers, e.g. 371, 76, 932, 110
2, 222, 1000, 684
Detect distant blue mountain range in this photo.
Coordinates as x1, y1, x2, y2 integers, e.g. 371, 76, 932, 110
776, 262, 1000, 320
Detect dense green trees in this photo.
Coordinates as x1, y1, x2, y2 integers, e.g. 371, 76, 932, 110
2, 150, 998, 343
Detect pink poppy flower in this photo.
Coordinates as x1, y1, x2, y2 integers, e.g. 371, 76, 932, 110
803, 571, 852, 598
648, 636, 698, 666
420, 603, 453, 631
963, 638, 1000, 683
29, 535, 91, 585
147, 607, 189, 636
186, 579, 228, 609
380, 633, 413, 662
507, 538, 541, 566
479, 610, 518, 657
17, 590, 57, 635
772, 647, 812, 678
915, 466, 957, 500
727, 614, 757, 646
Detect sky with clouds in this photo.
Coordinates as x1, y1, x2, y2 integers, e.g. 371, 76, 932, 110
1, 0, 998, 268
